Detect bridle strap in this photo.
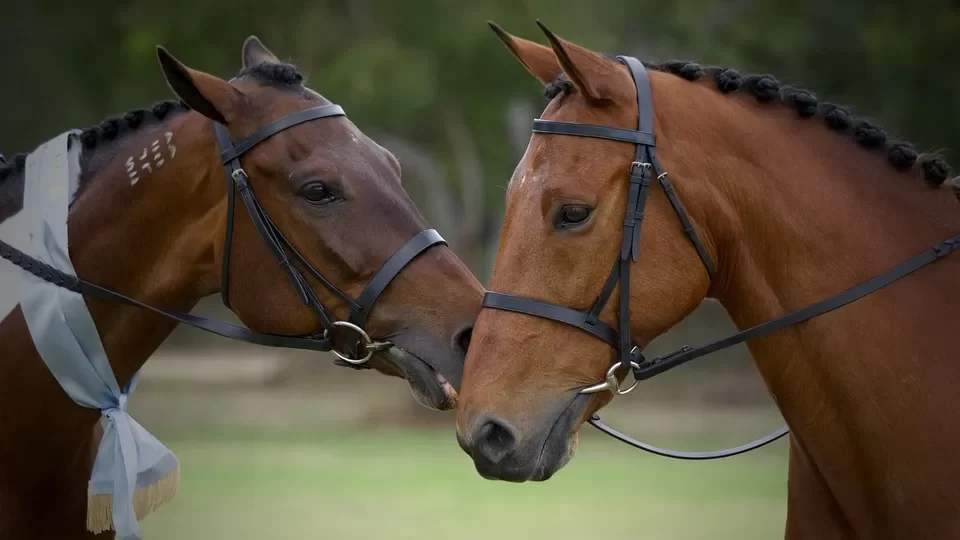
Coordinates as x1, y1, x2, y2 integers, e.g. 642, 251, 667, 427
632, 233, 960, 380
657, 172, 716, 279
349, 229, 446, 326
214, 121, 241, 310
620, 56, 655, 132
0, 237, 335, 351
213, 106, 348, 315
219, 105, 346, 163
588, 415, 790, 460
533, 120, 656, 146
263, 212, 361, 311
230, 167, 338, 330
482, 292, 619, 347
220, 154, 237, 308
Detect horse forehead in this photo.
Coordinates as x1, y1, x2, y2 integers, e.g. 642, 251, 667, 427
510, 134, 563, 188
510, 161, 549, 190
269, 117, 371, 163
510, 138, 604, 199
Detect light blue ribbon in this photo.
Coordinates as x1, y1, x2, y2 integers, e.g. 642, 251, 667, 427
14, 131, 178, 540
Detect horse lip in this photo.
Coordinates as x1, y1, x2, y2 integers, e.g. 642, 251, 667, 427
380, 346, 458, 410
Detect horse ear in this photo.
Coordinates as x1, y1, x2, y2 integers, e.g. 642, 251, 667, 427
242, 35, 281, 69
156, 46, 245, 125
536, 21, 617, 103
488, 21, 560, 86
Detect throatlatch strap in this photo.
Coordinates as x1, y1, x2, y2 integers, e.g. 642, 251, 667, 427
213, 122, 237, 309
656, 168, 716, 278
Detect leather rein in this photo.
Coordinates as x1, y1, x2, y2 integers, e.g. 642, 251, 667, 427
0, 103, 446, 366
481, 55, 960, 460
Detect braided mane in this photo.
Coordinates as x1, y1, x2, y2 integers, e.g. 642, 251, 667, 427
544, 61, 952, 186
0, 61, 307, 223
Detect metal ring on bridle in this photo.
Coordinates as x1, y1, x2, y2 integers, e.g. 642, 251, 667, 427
329, 321, 390, 365
580, 361, 642, 395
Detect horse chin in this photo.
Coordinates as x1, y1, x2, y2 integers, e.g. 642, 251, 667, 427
532, 431, 579, 481
374, 347, 458, 411
527, 393, 587, 481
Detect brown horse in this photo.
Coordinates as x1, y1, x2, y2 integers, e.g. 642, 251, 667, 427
0, 37, 482, 539
457, 23, 960, 538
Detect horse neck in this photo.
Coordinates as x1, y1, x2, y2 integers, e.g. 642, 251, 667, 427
670, 94, 960, 525
68, 112, 224, 386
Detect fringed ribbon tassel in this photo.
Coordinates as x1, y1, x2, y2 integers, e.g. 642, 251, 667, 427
87, 464, 180, 534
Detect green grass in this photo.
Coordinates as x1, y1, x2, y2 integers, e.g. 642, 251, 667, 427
139, 429, 788, 540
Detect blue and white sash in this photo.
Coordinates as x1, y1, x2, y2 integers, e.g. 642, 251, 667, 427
1, 131, 179, 539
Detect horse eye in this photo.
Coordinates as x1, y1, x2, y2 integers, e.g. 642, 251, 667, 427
555, 205, 592, 229
299, 182, 337, 205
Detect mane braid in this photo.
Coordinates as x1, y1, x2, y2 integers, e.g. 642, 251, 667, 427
542, 61, 952, 186
0, 99, 189, 221
1, 60, 305, 203
1, 60, 309, 223
237, 62, 304, 87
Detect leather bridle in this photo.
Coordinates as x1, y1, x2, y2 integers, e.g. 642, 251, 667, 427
481, 55, 960, 459
1, 103, 446, 365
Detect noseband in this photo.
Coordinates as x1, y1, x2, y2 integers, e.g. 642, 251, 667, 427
482, 56, 960, 459
1, 103, 445, 365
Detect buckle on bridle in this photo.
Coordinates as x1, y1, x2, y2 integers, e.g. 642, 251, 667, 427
580, 360, 642, 395
327, 321, 392, 365
629, 161, 652, 176
230, 167, 249, 186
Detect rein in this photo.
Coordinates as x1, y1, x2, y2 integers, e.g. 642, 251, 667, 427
481, 55, 960, 460
0, 104, 446, 364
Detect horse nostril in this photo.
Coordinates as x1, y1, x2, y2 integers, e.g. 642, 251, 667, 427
472, 417, 517, 465
455, 326, 473, 355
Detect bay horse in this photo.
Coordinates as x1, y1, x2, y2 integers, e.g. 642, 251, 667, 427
456, 22, 960, 538
0, 37, 482, 539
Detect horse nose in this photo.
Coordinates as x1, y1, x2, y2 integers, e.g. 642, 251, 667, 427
464, 415, 518, 471
453, 325, 473, 357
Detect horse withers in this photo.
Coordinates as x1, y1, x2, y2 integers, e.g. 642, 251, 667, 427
456, 22, 960, 538
0, 37, 482, 539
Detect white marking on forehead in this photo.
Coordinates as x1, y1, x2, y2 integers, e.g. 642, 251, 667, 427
349, 133, 359, 145
514, 171, 528, 188
511, 167, 547, 190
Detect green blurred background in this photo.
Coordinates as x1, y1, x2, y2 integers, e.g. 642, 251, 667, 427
3, 0, 959, 538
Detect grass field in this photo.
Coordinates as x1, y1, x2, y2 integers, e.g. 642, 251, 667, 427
139, 428, 788, 540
